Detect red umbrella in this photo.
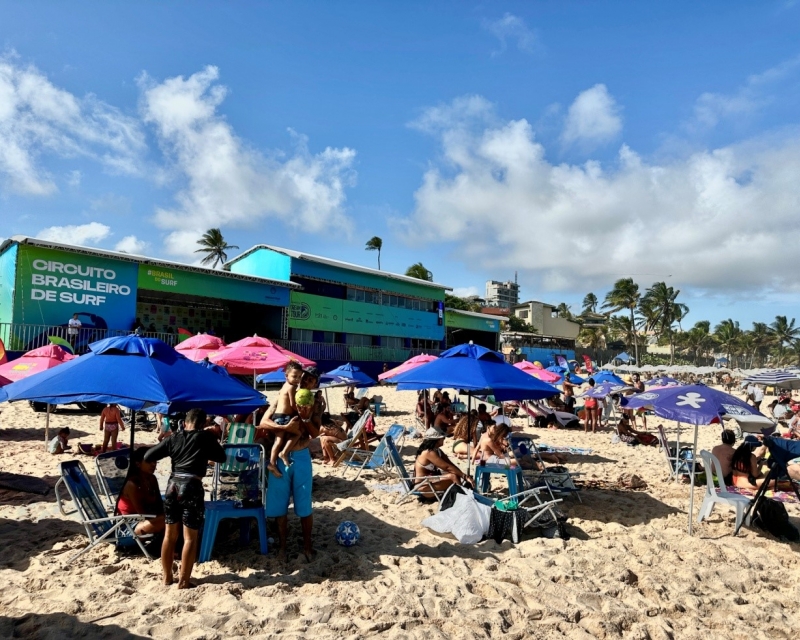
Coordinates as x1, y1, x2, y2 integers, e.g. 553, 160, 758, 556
379, 354, 438, 381
514, 361, 562, 383
0, 344, 75, 382
174, 333, 228, 362
210, 335, 314, 375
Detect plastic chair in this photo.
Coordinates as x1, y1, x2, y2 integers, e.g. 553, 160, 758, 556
697, 450, 752, 530
198, 444, 268, 563
341, 424, 405, 479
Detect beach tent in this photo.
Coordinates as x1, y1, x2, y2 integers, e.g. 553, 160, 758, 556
379, 354, 438, 381
622, 385, 772, 534
0, 335, 267, 448
174, 333, 227, 362
0, 344, 74, 382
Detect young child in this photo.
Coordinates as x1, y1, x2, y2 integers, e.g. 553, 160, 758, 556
267, 362, 304, 477
99, 403, 125, 453
48, 427, 71, 454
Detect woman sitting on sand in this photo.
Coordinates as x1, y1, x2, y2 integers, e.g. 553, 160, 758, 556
472, 422, 516, 466
732, 440, 768, 486
117, 447, 165, 536
451, 411, 481, 458
617, 416, 659, 446
414, 429, 473, 498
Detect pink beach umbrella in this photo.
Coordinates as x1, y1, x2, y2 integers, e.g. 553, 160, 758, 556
174, 333, 228, 362
0, 374, 11, 387
514, 361, 562, 383
0, 344, 75, 383
379, 353, 439, 381
210, 335, 315, 375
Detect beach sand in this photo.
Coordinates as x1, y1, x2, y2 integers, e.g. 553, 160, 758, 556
1, 386, 799, 639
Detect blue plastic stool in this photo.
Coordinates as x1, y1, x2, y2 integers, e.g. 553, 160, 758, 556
198, 501, 268, 563
474, 464, 524, 497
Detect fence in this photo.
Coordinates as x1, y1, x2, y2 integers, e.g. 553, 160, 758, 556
0, 323, 179, 354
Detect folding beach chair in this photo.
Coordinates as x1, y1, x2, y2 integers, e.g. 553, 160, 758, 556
199, 444, 268, 563
510, 434, 583, 503
223, 423, 258, 473
340, 423, 406, 479
657, 425, 696, 481
333, 410, 373, 467
94, 448, 132, 510
383, 436, 447, 505
54, 460, 155, 563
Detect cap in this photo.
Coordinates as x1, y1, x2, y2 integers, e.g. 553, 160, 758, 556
302, 366, 320, 379
213, 416, 225, 426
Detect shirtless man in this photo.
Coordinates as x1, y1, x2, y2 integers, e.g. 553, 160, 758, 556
266, 362, 303, 477
260, 389, 321, 562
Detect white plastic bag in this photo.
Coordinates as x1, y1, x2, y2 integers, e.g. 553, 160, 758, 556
422, 491, 491, 544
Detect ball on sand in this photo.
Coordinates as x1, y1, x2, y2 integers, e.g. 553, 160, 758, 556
335, 521, 360, 547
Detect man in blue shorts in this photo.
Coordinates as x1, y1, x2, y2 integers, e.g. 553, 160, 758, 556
260, 387, 320, 561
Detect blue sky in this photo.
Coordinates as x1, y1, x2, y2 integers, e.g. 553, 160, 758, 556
2, 1, 800, 329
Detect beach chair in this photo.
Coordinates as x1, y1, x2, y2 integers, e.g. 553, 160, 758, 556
697, 450, 752, 531
94, 448, 132, 510
225, 422, 257, 446
333, 410, 373, 467
657, 425, 697, 481
384, 436, 447, 505
54, 460, 154, 563
199, 444, 268, 563
496, 485, 565, 534
340, 423, 406, 479
369, 394, 388, 416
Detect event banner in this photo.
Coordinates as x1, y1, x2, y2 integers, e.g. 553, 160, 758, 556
288, 292, 444, 340
137, 265, 289, 306
14, 245, 138, 329
444, 310, 500, 333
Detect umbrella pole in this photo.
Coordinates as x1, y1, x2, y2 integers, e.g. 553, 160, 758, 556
130, 410, 136, 450
466, 392, 472, 477
687, 424, 699, 535
675, 422, 681, 483
44, 404, 51, 451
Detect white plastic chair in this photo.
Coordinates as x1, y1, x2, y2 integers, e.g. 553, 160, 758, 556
697, 450, 752, 531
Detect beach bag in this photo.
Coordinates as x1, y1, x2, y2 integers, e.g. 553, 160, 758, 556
423, 487, 490, 544
487, 505, 526, 543
753, 498, 800, 542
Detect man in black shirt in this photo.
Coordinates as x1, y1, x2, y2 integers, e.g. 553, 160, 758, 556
144, 408, 226, 588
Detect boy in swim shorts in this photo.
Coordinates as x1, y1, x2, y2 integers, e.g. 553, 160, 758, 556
144, 408, 226, 589
266, 361, 304, 477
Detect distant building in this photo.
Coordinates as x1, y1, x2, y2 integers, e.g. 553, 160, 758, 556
511, 300, 580, 342
485, 280, 520, 309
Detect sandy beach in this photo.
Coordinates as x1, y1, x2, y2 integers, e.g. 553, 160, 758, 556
1, 386, 799, 640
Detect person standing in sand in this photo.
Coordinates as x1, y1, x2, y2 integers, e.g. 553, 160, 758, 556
260, 389, 320, 562
266, 361, 303, 477
99, 403, 125, 453
144, 408, 226, 589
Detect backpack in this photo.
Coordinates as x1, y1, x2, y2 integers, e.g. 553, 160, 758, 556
753, 498, 800, 542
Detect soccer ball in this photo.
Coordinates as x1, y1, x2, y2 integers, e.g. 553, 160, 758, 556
335, 521, 360, 547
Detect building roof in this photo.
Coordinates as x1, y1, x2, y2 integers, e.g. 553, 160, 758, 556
513, 300, 558, 310
0, 236, 300, 290
227, 244, 451, 291
445, 308, 503, 321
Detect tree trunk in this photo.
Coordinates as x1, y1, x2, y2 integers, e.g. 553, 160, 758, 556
630, 307, 639, 364
669, 335, 674, 366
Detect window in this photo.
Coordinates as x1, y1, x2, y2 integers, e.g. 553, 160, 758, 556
346, 333, 372, 346
518, 310, 529, 319
383, 336, 404, 349
346, 288, 357, 301
290, 328, 313, 342
320, 332, 337, 343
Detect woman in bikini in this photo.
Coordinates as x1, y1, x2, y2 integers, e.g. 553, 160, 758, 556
99, 403, 125, 453
472, 422, 516, 466
413, 429, 473, 498
451, 411, 481, 458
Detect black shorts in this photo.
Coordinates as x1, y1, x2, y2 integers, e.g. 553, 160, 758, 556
164, 476, 205, 529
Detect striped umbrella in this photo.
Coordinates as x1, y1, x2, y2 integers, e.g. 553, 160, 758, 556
743, 370, 800, 389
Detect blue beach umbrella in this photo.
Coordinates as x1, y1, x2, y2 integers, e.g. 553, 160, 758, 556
645, 376, 680, 387
323, 363, 376, 389
590, 371, 626, 385
583, 381, 633, 399
0, 335, 267, 448
622, 384, 771, 535
391, 343, 559, 402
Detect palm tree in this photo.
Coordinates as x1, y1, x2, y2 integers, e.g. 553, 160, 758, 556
750, 322, 774, 368
602, 278, 641, 364
405, 262, 433, 281
578, 326, 606, 349
639, 282, 689, 365
714, 319, 742, 367
770, 315, 800, 362
607, 314, 637, 352
365, 236, 383, 270
195, 228, 239, 269
582, 293, 598, 314
556, 302, 573, 320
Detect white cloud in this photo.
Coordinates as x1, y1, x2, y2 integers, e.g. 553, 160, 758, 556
36, 221, 110, 246
66, 170, 81, 188
138, 66, 357, 258
404, 95, 800, 296
0, 53, 146, 196
482, 13, 538, 55
691, 55, 800, 129
451, 286, 481, 298
114, 235, 147, 254
561, 84, 622, 148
